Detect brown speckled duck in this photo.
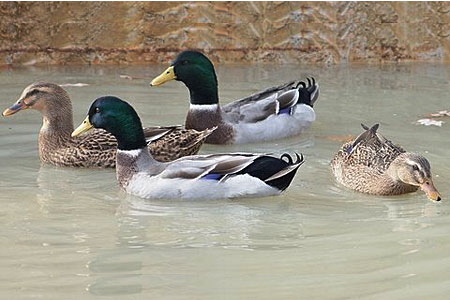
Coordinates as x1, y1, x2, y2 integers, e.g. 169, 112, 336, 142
2, 82, 214, 168
331, 124, 441, 202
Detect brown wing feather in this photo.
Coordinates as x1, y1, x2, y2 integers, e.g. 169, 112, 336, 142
333, 124, 406, 175
44, 126, 213, 168
148, 127, 215, 162
143, 125, 181, 142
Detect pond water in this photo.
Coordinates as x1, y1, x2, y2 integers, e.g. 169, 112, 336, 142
0, 63, 449, 299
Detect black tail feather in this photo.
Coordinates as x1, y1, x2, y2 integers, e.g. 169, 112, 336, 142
265, 166, 300, 191
237, 153, 304, 192
297, 77, 319, 107
281, 153, 294, 164
296, 81, 306, 89
360, 123, 379, 133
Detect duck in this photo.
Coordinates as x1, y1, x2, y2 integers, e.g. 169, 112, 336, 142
150, 50, 319, 144
72, 96, 304, 199
2, 82, 214, 168
331, 123, 441, 202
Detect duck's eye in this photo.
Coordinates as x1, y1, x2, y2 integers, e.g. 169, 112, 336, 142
181, 60, 188, 65
412, 165, 419, 171
95, 107, 101, 114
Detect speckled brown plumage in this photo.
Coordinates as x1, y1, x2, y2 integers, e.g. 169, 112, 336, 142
39, 126, 212, 168
146, 126, 215, 162
4, 82, 213, 168
331, 124, 423, 196
39, 128, 118, 168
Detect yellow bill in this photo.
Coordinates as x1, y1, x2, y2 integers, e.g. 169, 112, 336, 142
150, 66, 176, 86
421, 180, 441, 202
2, 101, 28, 117
72, 116, 93, 137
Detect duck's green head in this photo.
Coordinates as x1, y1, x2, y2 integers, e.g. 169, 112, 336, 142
72, 96, 147, 150
151, 50, 219, 105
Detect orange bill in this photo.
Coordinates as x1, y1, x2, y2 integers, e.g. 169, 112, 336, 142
421, 180, 441, 202
2, 101, 28, 117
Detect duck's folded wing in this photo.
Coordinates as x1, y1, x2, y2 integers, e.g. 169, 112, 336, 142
160, 153, 261, 179
145, 126, 216, 162
223, 81, 295, 110
149, 126, 215, 149
347, 123, 406, 172
222, 82, 300, 123
143, 125, 181, 143
349, 124, 405, 155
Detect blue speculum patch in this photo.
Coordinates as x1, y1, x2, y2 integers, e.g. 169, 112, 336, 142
202, 173, 222, 180
279, 107, 292, 115
346, 145, 353, 154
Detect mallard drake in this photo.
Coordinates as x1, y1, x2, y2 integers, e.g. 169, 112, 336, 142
150, 50, 319, 144
2, 82, 214, 167
72, 96, 304, 199
331, 124, 441, 202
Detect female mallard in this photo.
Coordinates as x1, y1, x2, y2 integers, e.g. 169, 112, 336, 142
72, 96, 304, 199
150, 50, 319, 144
2, 82, 214, 168
331, 124, 441, 201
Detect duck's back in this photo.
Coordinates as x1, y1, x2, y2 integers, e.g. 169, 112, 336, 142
146, 126, 214, 162
40, 126, 209, 168
331, 124, 406, 193
220, 80, 318, 143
